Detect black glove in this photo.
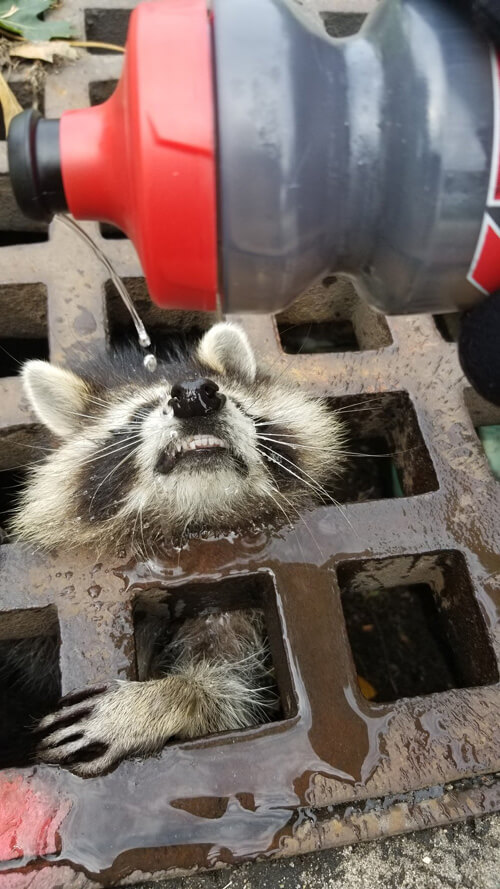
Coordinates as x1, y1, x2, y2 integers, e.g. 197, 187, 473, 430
448, 2, 500, 404
458, 292, 500, 406
470, 0, 500, 45
451, 0, 500, 45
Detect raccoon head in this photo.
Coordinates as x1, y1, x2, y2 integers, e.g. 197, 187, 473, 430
13, 323, 345, 554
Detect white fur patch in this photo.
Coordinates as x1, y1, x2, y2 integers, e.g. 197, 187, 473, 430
22, 361, 90, 439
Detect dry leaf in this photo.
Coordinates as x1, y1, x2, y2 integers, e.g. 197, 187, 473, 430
10, 39, 78, 62
0, 68, 22, 134
357, 675, 377, 700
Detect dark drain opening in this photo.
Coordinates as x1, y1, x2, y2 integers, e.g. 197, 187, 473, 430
0, 468, 26, 543
84, 8, 132, 52
0, 337, 49, 377
434, 313, 461, 342
133, 573, 297, 738
0, 283, 48, 376
338, 551, 498, 703
0, 231, 48, 246
278, 319, 359, 354
99, 223, 127, 239
335, 435, 403, 502
276, 278, 392, 354
89, 79, 118, 106
0, 606, 60, 769
0, 425, 49, 541
105, 277, 213, 349
0, 178, 49, 242
342, 583, 460, 701
0, 81, 44, 141
328, 391, 437, 502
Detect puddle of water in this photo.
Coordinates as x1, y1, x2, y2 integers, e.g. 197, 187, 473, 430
0, 530, 395, 880
1, 521, 496, 881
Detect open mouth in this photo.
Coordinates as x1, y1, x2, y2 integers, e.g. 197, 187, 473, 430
156, 435, 228, 474
174, 435, 227, 456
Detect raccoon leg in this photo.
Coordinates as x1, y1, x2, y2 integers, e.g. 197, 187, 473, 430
36, 610, 277, 777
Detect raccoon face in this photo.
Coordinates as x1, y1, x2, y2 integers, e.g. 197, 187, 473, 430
13, 323, 345, 553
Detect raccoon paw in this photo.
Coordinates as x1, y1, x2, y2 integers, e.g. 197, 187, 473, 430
36, 680, 167, 777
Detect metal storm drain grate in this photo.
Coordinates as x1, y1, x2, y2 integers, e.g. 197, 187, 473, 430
0, 1, 499, 886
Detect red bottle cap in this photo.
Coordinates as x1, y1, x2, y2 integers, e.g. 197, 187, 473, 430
60, 0, 218, 311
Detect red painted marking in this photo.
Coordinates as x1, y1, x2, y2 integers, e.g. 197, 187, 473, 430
0, 774, 69, 864
469, 216, 500, 293
495, 54, 500, 202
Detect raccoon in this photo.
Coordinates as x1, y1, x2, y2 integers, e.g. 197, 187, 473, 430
5, 322, 345, 777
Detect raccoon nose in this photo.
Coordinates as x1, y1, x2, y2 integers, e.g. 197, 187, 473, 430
168, 379, 226, 419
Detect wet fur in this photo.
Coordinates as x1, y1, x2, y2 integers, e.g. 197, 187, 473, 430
4, 323, 344, 776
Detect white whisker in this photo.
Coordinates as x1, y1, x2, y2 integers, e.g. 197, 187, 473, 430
88, 446, 140, 512
269, 484, 324, 561
259, 442, 359, 538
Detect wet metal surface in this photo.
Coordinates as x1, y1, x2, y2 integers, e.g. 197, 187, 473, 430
0, 0, 499, 886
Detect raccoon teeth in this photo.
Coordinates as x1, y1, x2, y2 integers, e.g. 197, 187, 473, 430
175, 435, 226, 454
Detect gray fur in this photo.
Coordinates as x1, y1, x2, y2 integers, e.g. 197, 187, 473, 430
5, 323, 344, 776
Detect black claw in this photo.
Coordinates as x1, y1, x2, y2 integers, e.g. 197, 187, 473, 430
58, 684, 108, 707
39, 732, 84, 751
34, 708, 92, 736
60, 742, 109, 766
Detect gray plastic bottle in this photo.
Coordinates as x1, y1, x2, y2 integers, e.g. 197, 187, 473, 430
214, 0, 498, 314
7, 0, 499, 317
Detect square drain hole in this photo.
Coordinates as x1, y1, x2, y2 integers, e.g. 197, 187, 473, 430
0, 231, 48, 246
84, 8, 132, 52
0, 467, 26, 544
89, 79, 118, 106
133, 573, 297, 739
0, 606, 60, 769
278, 318, 359, 354
0, 283, 49, 377
0, 337, 49, 376
99, 223, 127, 239
464, 388, 500, 480
0, 80, 44, 141
0, 178, 48, 244
105, 277, 213, 348
434, 313, 461, 342
338, 551, 498, 703
276, 279, 392, 353
328, 391, 438, 502
0, 425, 48, 542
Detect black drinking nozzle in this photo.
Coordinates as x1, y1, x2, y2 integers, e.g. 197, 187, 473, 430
7, 109, 67, 223
459, 292, 500, 407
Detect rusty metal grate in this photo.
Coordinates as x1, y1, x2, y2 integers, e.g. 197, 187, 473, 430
0, 0, 499, 886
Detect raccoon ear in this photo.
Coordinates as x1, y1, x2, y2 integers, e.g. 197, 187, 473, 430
196, 323, 256, 383
22, 361, 89, 438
